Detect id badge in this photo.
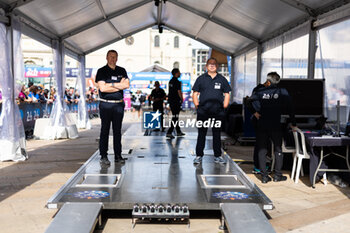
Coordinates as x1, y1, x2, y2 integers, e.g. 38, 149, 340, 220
111, 76, 118, 81
214, 83, 221, 89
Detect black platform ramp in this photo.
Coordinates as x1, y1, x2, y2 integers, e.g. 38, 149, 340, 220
45, 203, 102, 233
221, 203, 275, 233
48, 128, 272, 212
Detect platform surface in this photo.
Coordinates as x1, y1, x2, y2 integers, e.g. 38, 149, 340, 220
48, 126, 272, 210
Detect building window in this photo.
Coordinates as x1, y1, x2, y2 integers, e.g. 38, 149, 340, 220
202, 64, 206, 72
154, 35, 160, 47
24, 60, 36, 65
174, 36, 179, 48
173, 62, 179, 69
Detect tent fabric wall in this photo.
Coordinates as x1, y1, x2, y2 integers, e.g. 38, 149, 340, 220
0, 16, 27, 161
315, 18, 350, 122
232, 49, 257, 104
42, 40, 78, 139
261, 22, 309, 81
77, 55, 91, 129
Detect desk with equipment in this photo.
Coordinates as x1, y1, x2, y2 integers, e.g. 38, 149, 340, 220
278, 79, 350, 187
306, 135, 350, 188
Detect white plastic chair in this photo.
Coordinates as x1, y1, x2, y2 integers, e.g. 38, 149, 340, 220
292, 128, 311, 184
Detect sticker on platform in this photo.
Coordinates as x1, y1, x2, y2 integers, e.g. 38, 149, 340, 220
212, 191, 249, 200
73, 190, 110, 199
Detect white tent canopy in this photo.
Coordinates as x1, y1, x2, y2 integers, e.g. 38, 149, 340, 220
1, 0, 349, 58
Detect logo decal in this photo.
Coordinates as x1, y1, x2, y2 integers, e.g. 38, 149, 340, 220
143, 110, 161, 129
212, 191, 249, 200
262, 93, 270, 99
73, 190, 110, 199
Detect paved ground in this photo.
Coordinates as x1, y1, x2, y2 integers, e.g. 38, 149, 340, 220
1, 111, 350, 233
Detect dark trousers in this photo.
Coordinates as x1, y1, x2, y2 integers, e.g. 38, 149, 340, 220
99, 102, 124, 158
167, 105, 181, 134
251, 117, 260, 168
196, 111, 223, 157
256, 128, 283, 177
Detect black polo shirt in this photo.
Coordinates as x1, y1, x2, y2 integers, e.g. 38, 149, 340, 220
192, 72, 231, 114
150, 88, 166, 109
168, 77, 182, 105
95, 65, 128, 100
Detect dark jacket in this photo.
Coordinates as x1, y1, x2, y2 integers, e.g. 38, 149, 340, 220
250, 84, 296, 130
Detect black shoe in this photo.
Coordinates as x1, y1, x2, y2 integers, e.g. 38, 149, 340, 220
100, 157, 111, 165
166, 133, 175, 139
273, 175, 287, 182
262, 176, 272, 184
115, 156, 126, 163
176, 132, 185, 137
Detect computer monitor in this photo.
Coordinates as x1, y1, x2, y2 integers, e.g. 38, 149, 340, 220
278, 79, 324, 116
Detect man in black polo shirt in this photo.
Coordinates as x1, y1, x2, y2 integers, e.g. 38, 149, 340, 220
95, 50, 130, 165
166, 68, 185, 139
150, 81, 166, 131
192, 58, 231, 164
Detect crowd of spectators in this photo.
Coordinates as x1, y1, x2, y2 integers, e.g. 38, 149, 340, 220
17, 82, 55, 104
0, 82, 99, 105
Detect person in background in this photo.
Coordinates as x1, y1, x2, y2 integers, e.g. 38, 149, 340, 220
86, 87, 93, 102
147, 94, 152, 107
246, 83, 272, 174
37, 86, 47, 103
250, 72, 296, 183
49, 87, 56, 102
150, 81, 166, 131
27, 81, 33, 89
166, 68, 185, 139
27, 85, 39, 102
132, 90, 145, 119
93, 88, 99, 100
64, 87, 73, 104
73, 89, 80, 103
43, 89, 52, 103
18, 85, 28, 102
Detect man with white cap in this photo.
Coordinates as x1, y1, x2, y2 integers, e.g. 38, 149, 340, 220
250, 72, 296, 183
